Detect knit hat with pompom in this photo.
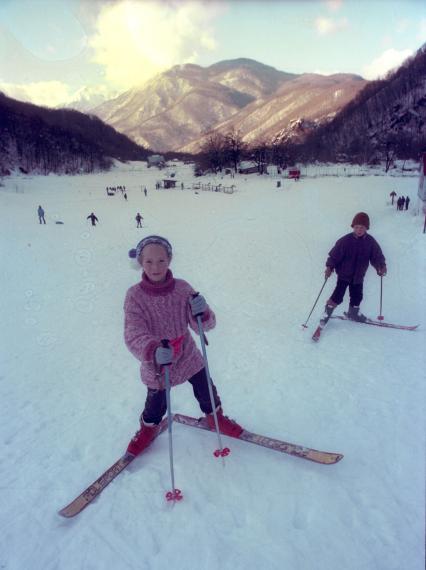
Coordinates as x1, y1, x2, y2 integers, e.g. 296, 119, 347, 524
351, 212, 370, 229
128, 235, 172, 261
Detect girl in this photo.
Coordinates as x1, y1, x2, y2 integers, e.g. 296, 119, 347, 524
124, 235, 242, 456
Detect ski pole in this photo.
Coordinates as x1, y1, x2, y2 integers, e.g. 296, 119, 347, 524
301, 277, 329, 328
192, 295, 230, 459
161, 339, 183, 503
377, 276, 384, 321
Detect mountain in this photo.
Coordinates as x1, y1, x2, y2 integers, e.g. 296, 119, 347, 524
62, 86, 119, 113
91, 59, 309, 152
181, 72, 367, 153
0, 92, 148, 176
298, 44, 426, 163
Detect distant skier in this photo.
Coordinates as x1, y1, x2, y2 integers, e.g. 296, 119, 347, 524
144, 187, 147, 197
389, 190, 397, 205
87, 212, 99, 226
135, 213, 143, 228
37, 205, 46, 224
124, 193, 128, 201
405, 196, 410, 210
124, 235, 242, 456
319, 212, 387, 325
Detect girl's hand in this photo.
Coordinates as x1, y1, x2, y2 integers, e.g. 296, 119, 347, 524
155, 345, 173, 366
190, 294, 207, 317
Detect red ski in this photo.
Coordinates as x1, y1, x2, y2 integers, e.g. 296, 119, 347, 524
174, 413, 343, 465
311, 325, 323, 342
58, 418, 168, 518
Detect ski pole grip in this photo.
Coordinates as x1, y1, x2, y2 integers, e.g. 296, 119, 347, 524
191, 293, 209, 345
160, 339, 172, 365
191, 292, 205, 318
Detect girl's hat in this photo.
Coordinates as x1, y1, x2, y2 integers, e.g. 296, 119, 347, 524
128, 235, 173, 259
351, 212, 370, 229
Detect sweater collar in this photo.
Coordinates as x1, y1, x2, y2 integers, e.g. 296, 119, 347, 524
140, 269, 175, 295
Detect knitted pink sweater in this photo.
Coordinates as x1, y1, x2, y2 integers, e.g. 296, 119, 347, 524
124, 270, 216, 389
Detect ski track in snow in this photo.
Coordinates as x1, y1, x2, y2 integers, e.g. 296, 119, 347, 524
0, 162, 424, 570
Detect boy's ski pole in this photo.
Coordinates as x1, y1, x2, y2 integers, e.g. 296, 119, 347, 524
377, 276, 384, 321
192, 295, 230, 459
302, 276, 329, 328
161, 339, 183, 502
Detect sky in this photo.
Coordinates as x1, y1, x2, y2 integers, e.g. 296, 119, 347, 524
0, 0, 425, 108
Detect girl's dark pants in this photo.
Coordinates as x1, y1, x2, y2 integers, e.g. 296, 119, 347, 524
141, 367, 221, 425
330, 279, 363, 307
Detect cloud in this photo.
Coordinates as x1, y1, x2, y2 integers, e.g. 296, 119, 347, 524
0, 80, 119, 109
418, 18, 426, 41
0, 80, 75, 107
362, 48, 413, 80
88, 0, 220, 90
325, 0, 343, 12
314, 16, 348, 35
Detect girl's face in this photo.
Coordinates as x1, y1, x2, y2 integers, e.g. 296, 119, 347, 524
140, 244, 171, 282
353, 224, 367, 237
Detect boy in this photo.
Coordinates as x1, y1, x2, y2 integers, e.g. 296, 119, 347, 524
320, 212, 387, 325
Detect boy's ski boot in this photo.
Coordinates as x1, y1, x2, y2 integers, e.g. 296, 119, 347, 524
346, 305, 367, 323
206, 407, 243, 438
319, 301, 337, 326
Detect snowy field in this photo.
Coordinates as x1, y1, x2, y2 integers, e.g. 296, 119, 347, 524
1, 161, 425, 570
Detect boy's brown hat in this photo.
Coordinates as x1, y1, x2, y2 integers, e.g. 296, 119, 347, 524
351, 212, 370, 229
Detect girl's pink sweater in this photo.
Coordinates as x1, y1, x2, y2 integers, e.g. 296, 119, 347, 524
124, 270, 216, 389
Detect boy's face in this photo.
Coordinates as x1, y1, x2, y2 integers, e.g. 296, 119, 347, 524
353, 224, 367, 237
140, 244, 171, 282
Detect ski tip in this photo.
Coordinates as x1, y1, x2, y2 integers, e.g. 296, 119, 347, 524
58, 506, 79, 518
311, 327, 322, 341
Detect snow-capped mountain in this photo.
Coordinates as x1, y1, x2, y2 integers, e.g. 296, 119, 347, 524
62, 85, 119, 113
181, 72, 367, 153
90, 59, 365, 152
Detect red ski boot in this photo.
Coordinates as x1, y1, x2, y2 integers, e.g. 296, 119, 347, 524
126, 422, 160, 456
206, 407, 243, 438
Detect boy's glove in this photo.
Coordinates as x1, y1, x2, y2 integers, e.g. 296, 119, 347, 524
377, 266, 387, 276
324, 267, 333, 279
190, 294, 207, 317
155, 345, 173, 366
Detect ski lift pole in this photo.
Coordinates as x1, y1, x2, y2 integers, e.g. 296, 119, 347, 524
301, 277, 329, 328
192, 295, 230, 459
161, 340, 182, 503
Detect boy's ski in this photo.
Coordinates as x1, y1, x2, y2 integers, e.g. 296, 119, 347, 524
331, 315, 418, 331
174, 413, 343, 465
58, 419, 168, 518
311, 324, 324, 342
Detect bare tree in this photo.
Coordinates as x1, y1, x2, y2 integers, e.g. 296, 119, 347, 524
223, 129, 246, 173
251, 141, 270, 174
199, 132, 226, 173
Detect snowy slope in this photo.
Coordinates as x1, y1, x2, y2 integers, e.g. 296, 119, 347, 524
0, 163, 424, 570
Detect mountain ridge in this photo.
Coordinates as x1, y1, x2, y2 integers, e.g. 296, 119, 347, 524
89, 58, 358, 152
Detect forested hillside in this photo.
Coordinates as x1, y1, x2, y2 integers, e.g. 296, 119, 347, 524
298, 44, 426, 164
0, 93, 148, 176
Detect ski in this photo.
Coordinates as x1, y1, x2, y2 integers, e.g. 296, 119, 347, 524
331, 315, 418, 331
58, 419, 168, 518
311, 324, 323, 342
173, 413, 343, 465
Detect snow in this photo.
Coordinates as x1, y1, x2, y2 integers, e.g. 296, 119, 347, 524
1, 162, 424, 570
